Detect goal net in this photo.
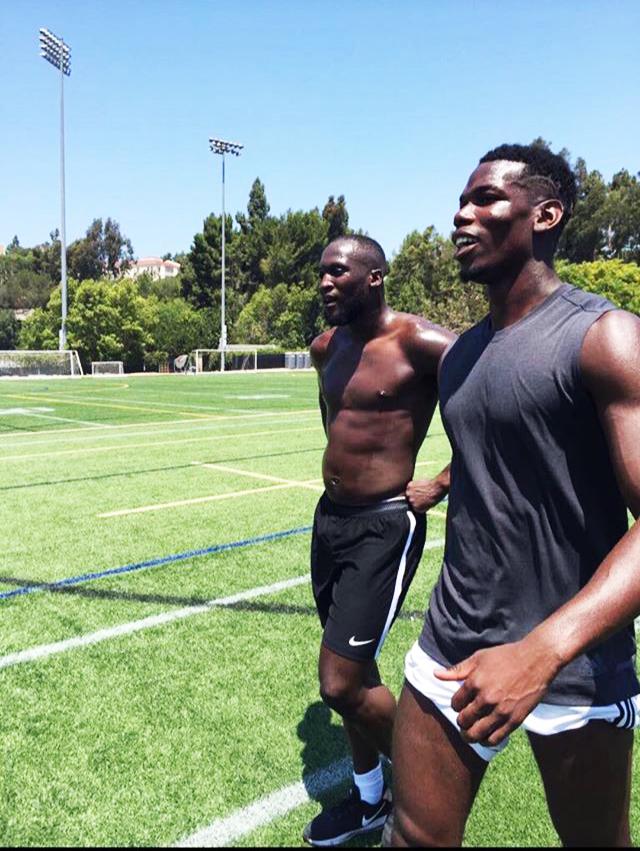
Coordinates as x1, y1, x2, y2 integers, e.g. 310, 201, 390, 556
0, 350, 84, 378
91, 361, 124, 377
192, 347, 258, 373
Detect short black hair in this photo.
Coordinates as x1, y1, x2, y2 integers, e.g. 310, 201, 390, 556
479, 143, 577, 236
328, 235, 388, 276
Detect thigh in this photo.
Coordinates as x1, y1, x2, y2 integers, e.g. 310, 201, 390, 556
528, 721, 634, 847
391, 681, 487, 847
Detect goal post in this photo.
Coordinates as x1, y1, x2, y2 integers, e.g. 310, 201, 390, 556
192, 347, 258, 373
91, 361, 124, 377
0, 350, 83, 378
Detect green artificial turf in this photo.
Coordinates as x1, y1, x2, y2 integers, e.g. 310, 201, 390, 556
0, 372, 636, 847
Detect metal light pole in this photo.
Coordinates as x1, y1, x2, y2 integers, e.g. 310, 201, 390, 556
209, 137, 243, 372
39, 27, 71, 351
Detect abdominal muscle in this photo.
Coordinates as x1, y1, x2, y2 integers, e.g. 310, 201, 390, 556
322, 409, 417, 505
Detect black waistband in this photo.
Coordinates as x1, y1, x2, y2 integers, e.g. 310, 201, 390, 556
320, 492, 409, 517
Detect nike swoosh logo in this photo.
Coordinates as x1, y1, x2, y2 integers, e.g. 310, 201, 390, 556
349, 636, 376, 647
362, 802, 387, 828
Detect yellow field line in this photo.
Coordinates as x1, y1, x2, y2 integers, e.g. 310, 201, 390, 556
3, 392, 213, 418
198, 462, 325, 491
0, 408, 319, 446
97, 478, 323, 518
0, 425, 323, 463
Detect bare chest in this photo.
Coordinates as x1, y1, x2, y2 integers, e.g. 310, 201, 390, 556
320, 339, 418, 413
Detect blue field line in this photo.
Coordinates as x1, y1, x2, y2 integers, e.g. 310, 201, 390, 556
0, 525, 313, 602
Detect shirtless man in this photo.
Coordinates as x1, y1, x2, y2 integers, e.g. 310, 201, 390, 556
303, 235, 454, 846
391, 143, 640, 846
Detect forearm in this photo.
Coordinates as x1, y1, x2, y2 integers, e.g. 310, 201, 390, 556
431, 464, 450, 501
525, 518, 640, 676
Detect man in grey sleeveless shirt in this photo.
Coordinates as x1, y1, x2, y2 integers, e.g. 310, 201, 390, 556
391, 144, 640, 846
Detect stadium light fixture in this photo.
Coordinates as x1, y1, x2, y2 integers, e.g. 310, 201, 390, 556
209, 137, 244, 372
39, 27, 71, 351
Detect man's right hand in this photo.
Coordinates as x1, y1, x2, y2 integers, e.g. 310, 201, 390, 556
406, 466, 450, 513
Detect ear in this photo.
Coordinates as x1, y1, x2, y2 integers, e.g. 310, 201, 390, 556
533, 199, 564, 235
369, 268, 384, 288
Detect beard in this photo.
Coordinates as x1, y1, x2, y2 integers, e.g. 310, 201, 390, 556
323, 295, 366, 326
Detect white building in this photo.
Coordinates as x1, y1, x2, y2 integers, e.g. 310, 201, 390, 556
126, 257, 180, 280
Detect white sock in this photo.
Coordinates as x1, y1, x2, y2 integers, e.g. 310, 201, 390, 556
353, 762, 384, 805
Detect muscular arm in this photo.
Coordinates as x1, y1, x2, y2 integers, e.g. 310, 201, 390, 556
436, 310, 640, 746
405, 330, 456, 512
310, 333, 330, 437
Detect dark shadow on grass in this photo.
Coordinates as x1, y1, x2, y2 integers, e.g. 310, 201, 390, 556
0, 575, 210, 607
295, 703, 389, 847
222, 599, 426, 624
297, 701, 349, 796
0, 446, 324, 492
0, 575, 428, 623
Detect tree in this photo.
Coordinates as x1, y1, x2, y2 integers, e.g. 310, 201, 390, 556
386, 227, 487, 332
0, 249, 53, 310
247, 178, 270, 224
31, 230, 62, 285
604, 170, 640, 263
322, 195, 349, 241
0, 309, 18, 349
67, 218, 134, 281
558, 160, 608, 262
235, 179, 275, 293
181, 213, 243, 310
261, 209, 328, 289
556, 259, 640, 315
148, 298, 208, 360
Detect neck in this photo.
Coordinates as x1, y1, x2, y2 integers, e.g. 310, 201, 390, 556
349, 301, 392, 341
486, 258, 562, 331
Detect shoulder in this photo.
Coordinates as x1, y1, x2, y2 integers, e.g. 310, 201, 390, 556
393, 311, 457, 366
581, 309, 640, 401
310, 328, 336, 368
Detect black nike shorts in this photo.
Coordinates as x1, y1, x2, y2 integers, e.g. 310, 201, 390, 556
310, 493, 427, 662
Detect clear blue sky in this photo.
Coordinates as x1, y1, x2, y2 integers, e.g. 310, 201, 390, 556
2, 0, 639, 260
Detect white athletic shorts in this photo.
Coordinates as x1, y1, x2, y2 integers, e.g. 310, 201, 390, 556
405, 641, 640, 762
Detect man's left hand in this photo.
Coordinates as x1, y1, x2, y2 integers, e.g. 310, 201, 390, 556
434, 639, 559, 746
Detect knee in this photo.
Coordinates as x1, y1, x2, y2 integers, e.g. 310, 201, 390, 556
393, 807, 455, 848
319, 672, 362, 718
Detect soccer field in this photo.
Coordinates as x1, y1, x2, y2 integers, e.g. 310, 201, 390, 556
0, 371, 637, 847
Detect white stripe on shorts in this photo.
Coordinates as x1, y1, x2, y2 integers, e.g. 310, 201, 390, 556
404, 641, 640, 762
374, 511, 417, 659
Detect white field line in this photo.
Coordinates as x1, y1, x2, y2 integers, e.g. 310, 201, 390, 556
0, 408, 318, 447
3, 391, 216, 419
25, 391, 291, 413
0, 538, 446, 673
198, 463, 325, 492
175, 758, 352, 848
14, 411, 111, 428
0, 575, 308, 671
0, 425, 323, 464
98, 478, 324, 518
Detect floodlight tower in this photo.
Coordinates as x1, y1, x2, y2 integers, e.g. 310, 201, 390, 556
39, 27, 71, 351
209, 137, 243, 372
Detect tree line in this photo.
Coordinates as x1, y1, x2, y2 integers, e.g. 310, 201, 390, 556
2, 140, 638, 368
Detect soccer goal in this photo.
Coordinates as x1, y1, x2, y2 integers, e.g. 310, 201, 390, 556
0, 350, 84, 378
192, 347, 258, 373
91, 361, 124, 377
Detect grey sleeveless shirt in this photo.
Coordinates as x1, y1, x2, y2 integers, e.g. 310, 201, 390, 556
420, 284, 639, 705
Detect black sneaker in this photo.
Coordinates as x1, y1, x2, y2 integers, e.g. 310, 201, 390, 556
302, 784, 391, 847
